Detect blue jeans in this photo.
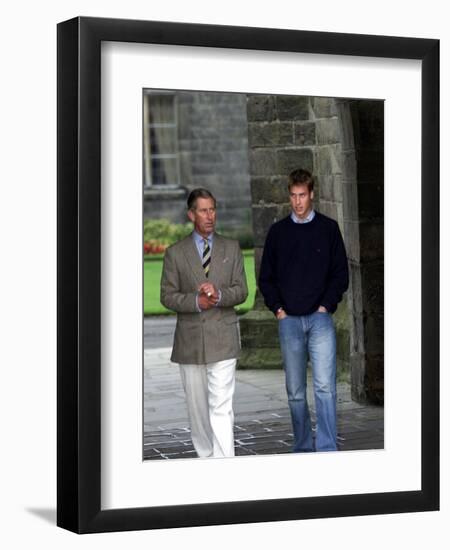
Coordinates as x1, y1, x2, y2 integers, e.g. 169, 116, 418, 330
278, 312, 337, 452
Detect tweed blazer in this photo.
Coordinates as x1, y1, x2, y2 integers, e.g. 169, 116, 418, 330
160, 233, 248, 365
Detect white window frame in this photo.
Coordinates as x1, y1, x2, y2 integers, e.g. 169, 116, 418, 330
143, 90, 180, 189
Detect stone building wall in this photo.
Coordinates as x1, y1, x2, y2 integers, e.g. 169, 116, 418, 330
144, 91, 252, 235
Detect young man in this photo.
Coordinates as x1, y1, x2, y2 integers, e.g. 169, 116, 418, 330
160, 188, 248, 458
259, 168, 349, 452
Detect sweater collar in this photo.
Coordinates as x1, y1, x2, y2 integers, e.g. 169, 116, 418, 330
290, 209, 316, 224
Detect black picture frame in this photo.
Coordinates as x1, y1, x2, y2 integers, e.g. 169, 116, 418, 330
57, 16, 439, 534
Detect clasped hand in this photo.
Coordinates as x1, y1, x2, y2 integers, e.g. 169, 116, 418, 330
198, 282, 219, 310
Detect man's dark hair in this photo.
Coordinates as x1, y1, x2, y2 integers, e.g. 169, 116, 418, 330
288, 168, 314, 193
187, 188, 217, 210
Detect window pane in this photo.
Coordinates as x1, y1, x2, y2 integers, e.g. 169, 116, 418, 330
149, 125, 177, 155
148, 95, 175, 125
151, 156, 178, 186
144, 93, 179, 187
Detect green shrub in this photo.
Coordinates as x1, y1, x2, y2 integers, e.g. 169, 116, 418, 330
143, 219, 192, 246
143, 219, 255, 249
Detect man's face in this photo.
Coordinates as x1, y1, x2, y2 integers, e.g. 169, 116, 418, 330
289, 184, 314, 219
188, 197, 217, 237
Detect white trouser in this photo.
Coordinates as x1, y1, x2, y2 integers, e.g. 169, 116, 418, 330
179, 358, 236, 458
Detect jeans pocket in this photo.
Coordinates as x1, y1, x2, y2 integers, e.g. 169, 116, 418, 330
278, 315, 290, 326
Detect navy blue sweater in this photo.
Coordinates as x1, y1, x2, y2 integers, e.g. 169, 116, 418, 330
259, 212, 349, 315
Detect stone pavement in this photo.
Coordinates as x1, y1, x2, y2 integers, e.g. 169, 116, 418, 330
143, 323, 384, 460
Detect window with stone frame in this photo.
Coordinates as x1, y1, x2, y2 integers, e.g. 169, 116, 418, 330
143, 91, 180, 188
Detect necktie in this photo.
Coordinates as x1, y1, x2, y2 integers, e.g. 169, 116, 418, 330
202, 238, 211, 277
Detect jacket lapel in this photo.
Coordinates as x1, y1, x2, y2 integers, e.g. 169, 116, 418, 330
208, 234, 225, 281
182, 234, 206, 284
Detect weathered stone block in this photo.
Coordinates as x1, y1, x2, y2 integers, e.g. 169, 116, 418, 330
223, 150, 250, 171
275, 122, 295, 146
316, 118, 340, 145
318, 201, 339, 222
317, 174, 334, 201
220, 138, 248, 152
251, 177, 289, 205
293, 121, 316, 145
197, 92, 219, 104
335, 101, 355, 149
190, 173, 221, 193
247, 124, 265, 149
214, 106, 246, 120
189, 138, 218, 153
343, 221, 361, 263
143, 194, 187, 224
238, 309, 283, 369
178, 138, 202, 152
276, 148, 313, 175
177, 93, 195, 105
311, 97, 336, 118
276, 95, 309, 121
190, 151, 224, 164
191, 162, 221, 176
316, 144, 341, 175
246, 95, 277, 122
238, 347, 283, 369
252, 205, 289, 246
250, 177, 271, 200
341, 150, 357, 182
248, 122, 294, 148
333, 175, 343, 202
342, 179, 359, 221
224, 125, 250, 139
348, 264, 363, 315
192, 109, 217, 127
190, 126, 220, 140
249, 149, 277, 176
240, 320, 279, 348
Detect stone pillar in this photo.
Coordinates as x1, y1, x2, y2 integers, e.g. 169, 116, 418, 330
310, 98, 350, 380
239, 95, 314, 368
337, 99, 384, 404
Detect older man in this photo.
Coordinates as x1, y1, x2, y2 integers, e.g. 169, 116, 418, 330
160, 188, 248, 458
259, 168, 349, 453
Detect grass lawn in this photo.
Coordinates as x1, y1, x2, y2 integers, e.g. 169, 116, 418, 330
144, 249, 256, 315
